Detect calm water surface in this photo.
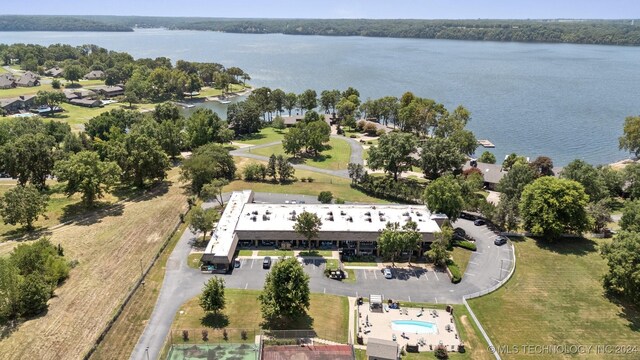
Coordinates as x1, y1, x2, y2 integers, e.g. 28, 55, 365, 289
2, 29, 639, 165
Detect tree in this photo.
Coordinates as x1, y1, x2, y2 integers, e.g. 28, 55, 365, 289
420, 137, 466, 179
426, 226, 451, 267
293, 211, 322, 253
282, 126, 304, 157
266, 154, 277, 181
272, 116, 285, 130
119, 133, 170, 188
502, 153, 528, 171
598, 165, 624, 198
0, 185, 48, 230
271, 89, 286, 115
367, 132, 417, 181
623, 163, 640, 200
519, 177, 591, 240
122, 70, 148, 107
347, 163, 364, 185
200, 179, 229, 206
561, 159, 607, 202
601, 231, 640, 306
320, 89, 340, 114
478, 151, 496, 164
190, 207, 219, 242
377, 222, 402, 265
1, 133, 57, 190
530, 156, 555, 177
283, 92, 298, 116
34, 90, 66, 116
276, 155, 294, 183
10, 238, 69, 284
318, 191, 333, 204
586, 199, 612, 233
258, 257, 310, 325
297, 89, 317, 113
497, 163, 537, 201
63, 64, 84, 83
200, 277, 225, 314
54, 151, 121, 207
243, 162, 267, 181
180, 144, 236, 194
493, 194, 520, 231
401, 221, 422, 265
185, 108, 234, 148
0, 258, 22, 320
619, 199, 640, 233
227, 100, 262, 136
618, 115, 640, 158
18, 274, 51, 316
423, 175, 464, 221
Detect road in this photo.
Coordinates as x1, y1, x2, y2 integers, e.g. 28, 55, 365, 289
130, 192, 513, 360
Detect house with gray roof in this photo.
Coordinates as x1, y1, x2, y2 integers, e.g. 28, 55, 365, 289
15, 71, 40, 87
0, 95, 36, 114
88, 85, 124, 97
45, 67, 64, 78
84, 70, 105, 80
366, 338, 399, 360
0, 74, 16, 89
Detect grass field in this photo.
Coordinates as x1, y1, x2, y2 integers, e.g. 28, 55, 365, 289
299, 250, 333, 257
0, 167, 188, 360
238, 250, 253, 256
171, 289, 349, 343
50, 102, 156, 131
469, 237, 640, 359
234, 127, 286, 145
229, 157, 385, 203
197, 84, 248, 98
251, 137, 352, 171
188, 252, 203, 269
257, 250, 294, 256
90, 220, 190, 360
451, 247, 473, 276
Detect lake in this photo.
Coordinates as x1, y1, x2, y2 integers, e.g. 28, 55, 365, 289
2, 28, 639, 165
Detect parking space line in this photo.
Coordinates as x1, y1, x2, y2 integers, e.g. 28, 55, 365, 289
244, 283, 248, 289
468, 261, 479, 265
433, 271, 439, 281
465, 272, 476, 276
250, 259, 254, 268
423, 272, 428, 281
435, 297, 438, 304
373, 270, 378, 280
408, 296, 411, 302
363, 270, 367, 280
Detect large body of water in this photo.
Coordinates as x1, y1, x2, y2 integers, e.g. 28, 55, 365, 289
2, 29, 639, 165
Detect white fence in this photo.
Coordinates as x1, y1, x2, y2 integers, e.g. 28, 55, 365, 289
462, 243, 517, 360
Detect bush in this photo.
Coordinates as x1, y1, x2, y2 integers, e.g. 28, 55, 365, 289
454, 240, 477, 251
51, 79, 61, 89
335, 198, 345, 204
241, 329, 248, 340
300, 177, 307, 182
356, 120, 366, 131
434, 344, 449, 359
376, 129, 386, 137
318, 191, 333, 204
202, 330, 209, 341
349, 134, 357, 138
363, 122, 378, 136
182, 330, 189, 341
272, 116, 285, 130
447, 261, 462, 283
306, 177, 314, 183
243, 162, 267, 181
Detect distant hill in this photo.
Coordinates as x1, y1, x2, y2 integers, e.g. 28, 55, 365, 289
3, 15, 640, 46
0, 15, 132, 32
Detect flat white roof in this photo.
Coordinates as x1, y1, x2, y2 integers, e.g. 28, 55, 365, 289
204, 190, 253, 257
235, 203, 441, 233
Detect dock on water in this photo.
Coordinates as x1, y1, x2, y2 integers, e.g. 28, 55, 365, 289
477, 139, 495, 148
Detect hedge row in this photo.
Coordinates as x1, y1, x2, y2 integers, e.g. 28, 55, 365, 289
453, 240, 477, 251
447, 261, 462, 283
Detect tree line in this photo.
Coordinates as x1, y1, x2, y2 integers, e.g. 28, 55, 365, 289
0, 15, 131, 32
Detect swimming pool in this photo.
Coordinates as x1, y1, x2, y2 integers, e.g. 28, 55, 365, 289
391, 320, 438, 334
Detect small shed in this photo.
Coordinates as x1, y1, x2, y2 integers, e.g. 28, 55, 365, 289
366, 338, 399, 360
369, 294, 383, 313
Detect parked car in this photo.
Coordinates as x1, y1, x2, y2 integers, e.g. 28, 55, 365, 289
453, 227, 466, 237
460, 212, 476, 220
473, 219, 486, 226
234, 259, 241, 268
494, 236, 508, 246
263, 256, 272, 269
383, 268, 393, 279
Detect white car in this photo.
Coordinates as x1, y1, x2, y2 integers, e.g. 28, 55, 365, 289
383, 268, 393, 279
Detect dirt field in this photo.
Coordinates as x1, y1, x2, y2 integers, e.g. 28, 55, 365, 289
0, 168, 188, 360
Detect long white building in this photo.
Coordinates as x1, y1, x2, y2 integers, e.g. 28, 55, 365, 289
201, 190, 446, 272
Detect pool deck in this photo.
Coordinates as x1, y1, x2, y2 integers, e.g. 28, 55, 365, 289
357, 305, 461, 353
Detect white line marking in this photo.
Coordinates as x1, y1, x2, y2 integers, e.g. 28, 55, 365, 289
465, 273, 476, 276
433, 271, 439, 281
435, 297, 438, 304
250, 259, 254, 268
324, 288, 326, 294
408, 296, 411, 302
468, 261, 479, 265
245, 283, 248, 289
363, 270, 367, 280
373, 270, 378, 280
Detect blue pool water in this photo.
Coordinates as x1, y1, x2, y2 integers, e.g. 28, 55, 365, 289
391, 320, 438, 334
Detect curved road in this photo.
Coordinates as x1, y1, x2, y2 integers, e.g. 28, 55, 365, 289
230, 135, 364, 179
130, 192, 514, 360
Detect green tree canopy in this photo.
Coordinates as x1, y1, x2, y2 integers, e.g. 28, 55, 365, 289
200, 179, 229, 206
519, 176, 591, 240
0, 185, 48, 230
34, 90, 67, 116
623, 163, 640, 200
317, 191, 333, 204
367, 132, 417, 181
258, 257, 311, 326
618, 115, 640, 157
190, 207, 219, 242
63, 64, 84, 83
560, 159, 607, 202
601, 231, 640, 306
420, 137, 466, 179
426, 226, 451, 267
200, 276, 225, 314
478, 151, 496, 164
497, 163, 537, 201
423, 175, 464, 221
293, 211, 322, 252
619, 199, 640, 233
297, 89, 317, 113
1, 133, 57, 190
54, 151, 121, 206
185, 108, 234, 149
180, 143, 236, 194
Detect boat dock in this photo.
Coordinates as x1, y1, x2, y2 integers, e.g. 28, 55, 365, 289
477, 139, 495, 148
172, 101, 195, 108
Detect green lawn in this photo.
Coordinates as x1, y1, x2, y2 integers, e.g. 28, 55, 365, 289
238, 250, 253, 256
469, 237, 640, 359
257, 250, 293, 256
299, 250, 333, 257
235, 127, 286, 146
251, 137, 352, 171
187, 253, 202, 269
0, 79, 107, 98
228, 157, 388, 204
198, 84, 248, 98
171, 289, 349, 343
451, 247, 473, 276
0, 67, 7, 74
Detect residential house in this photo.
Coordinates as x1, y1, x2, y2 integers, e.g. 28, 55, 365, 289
63, 88, 96, 101
0, 74, 16, 89
366, 338, 399, 360
88, 85, 124, 97
463, 160, 505, 191
45, 67, 64, 78
84, 70, 105, 80
15, 71, 40, 87
70, 98, 102, 108
0, 95, 36, 114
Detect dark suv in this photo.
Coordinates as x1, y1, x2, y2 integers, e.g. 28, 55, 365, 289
263, 256, 272, 269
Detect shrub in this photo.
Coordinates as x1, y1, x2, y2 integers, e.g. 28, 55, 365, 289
434, 344, 449, 359
243, 163, 267, 181
447, 261, 462, 283
272, 116, 285, 130
223, 328, 228, 341
318, 191, 333, 204
356, 120, 366, 131
301, 177, 307, 182
335, 198, 345, 204
202, 330, 209, 341
241, 329, 248, 340
51, 79, 61, 89
454, 240, 477, 251
349, 134, 357, 138
182, 330, 189, 341
376, 129, 386, 137
363, 122, 378, 136
306, 177, 314, 183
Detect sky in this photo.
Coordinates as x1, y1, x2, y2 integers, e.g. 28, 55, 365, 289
4, 0, 640, 19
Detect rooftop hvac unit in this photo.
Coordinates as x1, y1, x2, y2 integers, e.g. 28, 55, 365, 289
265, 210, 272, 215
340, 211, 347, 216
347, 216, 353, 222
364, 211, 371, 216
262, 215, 270, 221
250, 216, 257, 221
252, 210, 258, 215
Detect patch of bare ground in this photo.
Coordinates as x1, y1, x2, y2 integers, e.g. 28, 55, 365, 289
0, 168, 187, 360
